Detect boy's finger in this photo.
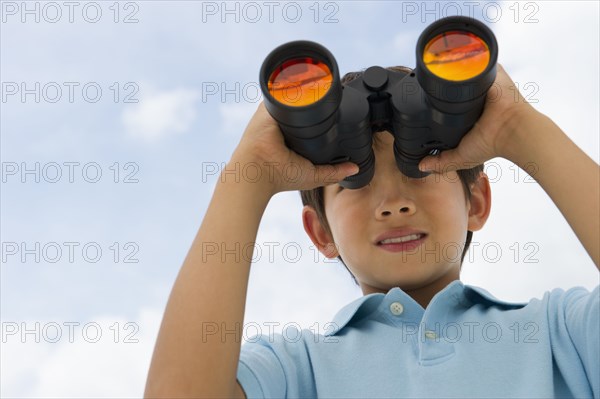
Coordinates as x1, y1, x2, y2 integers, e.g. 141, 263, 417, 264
419, 150, 461, 173
419, 149, 486, 173
315, 162, 359, 185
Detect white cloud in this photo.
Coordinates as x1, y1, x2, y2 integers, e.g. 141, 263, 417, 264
122, 86, 199, 142
1, 308, 162, 398
218, 102, 260, 138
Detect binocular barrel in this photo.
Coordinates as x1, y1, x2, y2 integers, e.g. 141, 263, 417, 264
259, 16, 498, 188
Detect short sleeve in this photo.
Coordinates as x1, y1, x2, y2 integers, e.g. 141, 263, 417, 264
236, 328, 318, 399
549, 285, 600, 397
237, 337, 286, 398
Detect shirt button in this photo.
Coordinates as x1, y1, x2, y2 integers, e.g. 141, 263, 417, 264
424, 330, 437, 340
389, 302, 404, 316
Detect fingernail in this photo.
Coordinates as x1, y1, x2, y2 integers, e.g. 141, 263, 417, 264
419, 163, 431, 173
347, 165, 359, 176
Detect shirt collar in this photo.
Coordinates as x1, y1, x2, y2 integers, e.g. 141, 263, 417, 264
325, 280, 528, 336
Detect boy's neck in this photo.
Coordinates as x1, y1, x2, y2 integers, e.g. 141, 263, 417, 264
360, 269, 461, 310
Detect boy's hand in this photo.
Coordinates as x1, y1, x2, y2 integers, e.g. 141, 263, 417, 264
418, 63, 538, 173
229, 102, 359, 196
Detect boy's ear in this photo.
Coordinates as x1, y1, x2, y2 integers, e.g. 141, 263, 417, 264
467, 171, 492, 232
302, 205, 339, 258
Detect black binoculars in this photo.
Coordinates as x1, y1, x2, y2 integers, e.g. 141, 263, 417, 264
258, 16, 498, 188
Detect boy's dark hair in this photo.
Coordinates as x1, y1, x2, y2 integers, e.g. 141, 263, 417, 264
300, 66, 485, 286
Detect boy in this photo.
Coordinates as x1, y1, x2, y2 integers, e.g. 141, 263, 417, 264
144, 64, 599, 398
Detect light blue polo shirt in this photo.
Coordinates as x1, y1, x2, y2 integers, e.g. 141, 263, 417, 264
236, 279, 599, 398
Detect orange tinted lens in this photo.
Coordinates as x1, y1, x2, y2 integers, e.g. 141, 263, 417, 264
423, 31, 489, 81
268, 57, 332, 106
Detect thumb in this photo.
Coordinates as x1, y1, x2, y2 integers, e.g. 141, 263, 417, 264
419, 148, 467, 174
314, 162, 359, 185
418, 126, 489, 173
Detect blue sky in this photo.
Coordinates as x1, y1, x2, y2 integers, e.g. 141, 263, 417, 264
1, 1, 599, 397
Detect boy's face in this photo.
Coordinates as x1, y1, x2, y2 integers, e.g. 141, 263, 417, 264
303, 131, 491, 303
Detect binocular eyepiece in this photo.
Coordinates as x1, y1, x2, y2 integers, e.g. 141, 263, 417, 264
259, 16, 498, 188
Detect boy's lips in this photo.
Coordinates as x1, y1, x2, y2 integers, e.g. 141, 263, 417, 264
374, 228, 428, 252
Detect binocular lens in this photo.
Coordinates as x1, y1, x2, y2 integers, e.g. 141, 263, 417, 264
267, 57, 333, 107
423, 31, 489, 81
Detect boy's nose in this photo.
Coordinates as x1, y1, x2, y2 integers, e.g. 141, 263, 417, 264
371, 138, 417, 219
375, 198, 416, 219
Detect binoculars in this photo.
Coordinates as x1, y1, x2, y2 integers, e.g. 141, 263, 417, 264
259, 16, 498, 188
